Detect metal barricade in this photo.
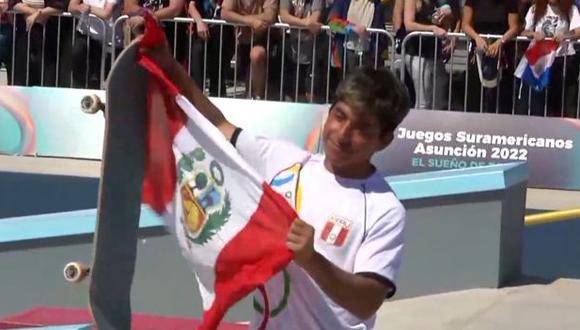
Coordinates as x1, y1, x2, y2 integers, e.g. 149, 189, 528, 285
4, 12, 580, 118
1, 11, 108, 89
400, 30, 580, 118
112, 17, 395, 104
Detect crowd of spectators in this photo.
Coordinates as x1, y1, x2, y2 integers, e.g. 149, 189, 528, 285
0, 0, 579, 116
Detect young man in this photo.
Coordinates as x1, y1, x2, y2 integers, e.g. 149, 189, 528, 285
143, 34, 409, 329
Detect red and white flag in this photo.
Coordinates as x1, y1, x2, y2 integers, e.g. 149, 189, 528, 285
138, 15, 296, 330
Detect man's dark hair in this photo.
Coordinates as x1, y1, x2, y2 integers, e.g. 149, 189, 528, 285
335, 67, 410, 134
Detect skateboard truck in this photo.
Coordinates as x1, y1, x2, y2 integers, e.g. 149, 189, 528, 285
63, 261, 91, 283
81, 95, 105, 115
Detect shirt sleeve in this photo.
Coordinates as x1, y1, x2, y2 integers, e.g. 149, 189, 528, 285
353, 199, 405, 291
524, 6, 534, 31
235, 130, 310, 183
463, 0, 473, 8
570, 5, 580, 31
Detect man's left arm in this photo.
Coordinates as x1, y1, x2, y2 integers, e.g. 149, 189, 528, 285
288, 207, 404, 320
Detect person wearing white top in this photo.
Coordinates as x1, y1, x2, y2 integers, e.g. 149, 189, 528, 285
68, 0, 121, 88
142, 36, 410, 329
520, 0, 580, 117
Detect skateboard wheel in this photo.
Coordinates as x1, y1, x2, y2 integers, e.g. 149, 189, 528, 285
81, 95, 104, 114
64, 262, 90, 283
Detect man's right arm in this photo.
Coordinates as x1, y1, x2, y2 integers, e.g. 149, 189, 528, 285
147, 43, 237, 141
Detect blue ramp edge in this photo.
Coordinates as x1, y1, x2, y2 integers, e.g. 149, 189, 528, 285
0, 206, 164, 244
387, 162, 529, 201
0, 163, 528, 244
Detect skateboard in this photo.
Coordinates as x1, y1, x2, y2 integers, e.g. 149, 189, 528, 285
64, 39, 149, 329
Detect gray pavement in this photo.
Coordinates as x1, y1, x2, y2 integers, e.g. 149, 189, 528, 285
376, 278, 580, 330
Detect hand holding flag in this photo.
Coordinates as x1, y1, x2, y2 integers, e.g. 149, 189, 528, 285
514, 39, 560, 92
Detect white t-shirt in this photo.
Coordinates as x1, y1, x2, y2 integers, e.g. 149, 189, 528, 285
235, 130, 405, 330
525, 4, 580, 56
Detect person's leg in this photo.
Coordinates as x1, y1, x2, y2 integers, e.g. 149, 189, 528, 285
211, 25, 232, 97
0, 23, 13, 83
41, 18, 59, 87
249, 44, 266, 99
0, 24, 10, 65
88, 38, 104, 89
563, 55, 579, 118
466, 61, 482, 112
283, 55, 298, 101
546, 57, 564, 117
405, 54, 429, 109
71, 33, 89, 88
56, 17, 74, 87
189, 35, 206, 91
432, 58, 449, 110
497, 70, 515, 114
27, 24, 46, 86
12, 22, 28, 86
312, 33, 330, 103
421, 57, 437, 109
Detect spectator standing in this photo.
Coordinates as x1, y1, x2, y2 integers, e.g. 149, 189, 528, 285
279, 0, 323, 102
187, 0, 231, 96
9, 0, 66, 86
403, 0, 454, 109
221, 0, 278, 99
68, 0, 122, 88
519, 0, 580, 117
462, 0, 519, 114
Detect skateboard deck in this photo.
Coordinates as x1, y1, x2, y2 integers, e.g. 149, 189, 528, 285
88, 40, 148, 329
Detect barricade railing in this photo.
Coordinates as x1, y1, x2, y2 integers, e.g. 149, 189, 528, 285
3, 13, 579, 118
112, 16, 394, 103
0, 10, 108, 89
400, 31, 580, 118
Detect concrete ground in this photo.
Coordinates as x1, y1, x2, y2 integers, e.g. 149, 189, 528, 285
376, 278, 580, 330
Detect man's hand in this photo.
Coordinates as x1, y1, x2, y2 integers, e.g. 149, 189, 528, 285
533, 31, 545, 41
287, 218, 316, 269
138, 33, 178, 72
432, 5, 452, 25
475, 36, 487, 52
554, 32, 566, 43
197, 20, 210, 40
353, 24, 368, 39
127, 15, 146, 36
249, 16, 268, 34
26, 10, 40, 31
305, 15, 322, 35
432, 25, 447, 38
486, 39, 501, 58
